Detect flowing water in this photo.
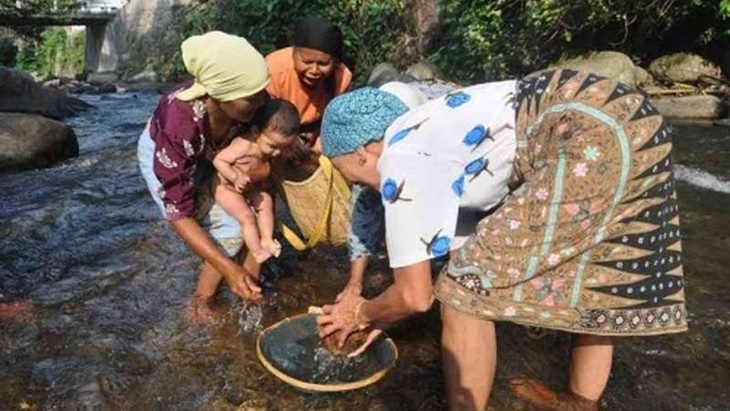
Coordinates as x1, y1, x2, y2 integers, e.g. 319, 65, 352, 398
0, 92, 728, 411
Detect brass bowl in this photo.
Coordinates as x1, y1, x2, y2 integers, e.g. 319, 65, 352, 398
256, 313, 398, 393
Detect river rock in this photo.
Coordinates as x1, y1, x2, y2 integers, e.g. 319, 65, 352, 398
126, 64, 158, 83
405, 61, 442, 81
0, 67, 92, 120
368, 62, 400, 86
649, 95, 724, 119
0, 113, 79, 172
551, 51, 648, 88
648, 53, 722, 84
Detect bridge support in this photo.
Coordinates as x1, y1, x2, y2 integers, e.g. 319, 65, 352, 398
84, 20, 123, 75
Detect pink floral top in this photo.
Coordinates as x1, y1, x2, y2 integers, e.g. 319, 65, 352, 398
149, 82, 213, 221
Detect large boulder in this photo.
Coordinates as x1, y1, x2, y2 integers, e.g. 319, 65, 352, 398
551, 51, 650, 88
0, 68, 91, 120
648, 53, 722, 84
367, 62, 417, 87
405, 61, 443, 82
0, 113, 79, 172
649, 95, 724, 120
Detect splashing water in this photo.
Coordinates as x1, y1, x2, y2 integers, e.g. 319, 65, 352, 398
235, 301, 263, 334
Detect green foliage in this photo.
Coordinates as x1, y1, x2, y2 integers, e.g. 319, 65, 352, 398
18, 28, 85, 77
0, 36, 18, 67
434, 0, 729, 82
172, 0, 410, 84
170, 0, 729, 85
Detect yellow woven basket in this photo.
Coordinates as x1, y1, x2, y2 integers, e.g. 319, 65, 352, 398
277, 156, 351, 251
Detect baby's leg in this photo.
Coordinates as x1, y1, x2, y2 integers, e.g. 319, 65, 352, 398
250, 191, 281, 258
213, 179, 270, 263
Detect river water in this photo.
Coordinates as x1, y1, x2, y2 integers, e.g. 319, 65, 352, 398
0, 92, 728, 410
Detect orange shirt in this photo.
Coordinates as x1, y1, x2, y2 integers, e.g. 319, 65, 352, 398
265, 47, 352, 126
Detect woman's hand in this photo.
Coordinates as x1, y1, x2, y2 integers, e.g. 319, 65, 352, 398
225, 265, 262, 301
335, 280, 363, 303
233, 169, 251, 193
347, 329, 383, 358
317, 294, 368, 347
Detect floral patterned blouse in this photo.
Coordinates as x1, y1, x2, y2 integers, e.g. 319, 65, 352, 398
149, 82, 212, 221
374, 80, 519, 268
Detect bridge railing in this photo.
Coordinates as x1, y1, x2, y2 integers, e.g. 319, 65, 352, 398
5, 0, 127, 14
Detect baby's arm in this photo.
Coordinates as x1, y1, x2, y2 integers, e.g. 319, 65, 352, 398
213, 138, 257, 186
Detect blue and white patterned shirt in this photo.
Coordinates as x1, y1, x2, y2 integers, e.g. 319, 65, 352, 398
375, 81, 518, 268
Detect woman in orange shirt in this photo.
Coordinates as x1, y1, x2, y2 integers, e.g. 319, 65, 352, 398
266, 16, 352, 153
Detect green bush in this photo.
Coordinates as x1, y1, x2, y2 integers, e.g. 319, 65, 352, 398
30, 28, 84, 77
172, 0, 410, 84
171, 0, 729, 85
433, 0, 730, 83
0, 36, 18, 67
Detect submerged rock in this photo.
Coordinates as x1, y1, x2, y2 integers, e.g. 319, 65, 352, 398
0, 113, 79, 172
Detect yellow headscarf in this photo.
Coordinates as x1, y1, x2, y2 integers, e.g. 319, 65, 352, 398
176, 31, 270, 102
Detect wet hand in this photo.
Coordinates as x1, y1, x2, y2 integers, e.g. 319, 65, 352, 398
335, 281, 362, 303
347, 329, 383, 358
316, 295, 368, 348
226, 267, 262, 301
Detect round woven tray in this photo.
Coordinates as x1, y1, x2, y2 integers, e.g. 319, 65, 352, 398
256, 313, 398, 392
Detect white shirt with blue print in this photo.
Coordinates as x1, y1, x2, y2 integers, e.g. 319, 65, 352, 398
377, 80, 518, 268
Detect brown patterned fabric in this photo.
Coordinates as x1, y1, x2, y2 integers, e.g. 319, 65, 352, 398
434, 70, 687, 336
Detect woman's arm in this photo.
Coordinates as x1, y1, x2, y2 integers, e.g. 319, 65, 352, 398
213, 138, 256, 184
337, 256, 367, 301
318, 260, 433, 343
171, 217, 261, 299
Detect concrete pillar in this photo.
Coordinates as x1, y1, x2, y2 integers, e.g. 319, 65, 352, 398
84, 23, 106, 73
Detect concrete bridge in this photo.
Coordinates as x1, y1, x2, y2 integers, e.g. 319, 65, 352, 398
0, 0, 162, 74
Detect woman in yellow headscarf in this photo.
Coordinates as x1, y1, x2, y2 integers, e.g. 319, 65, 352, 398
137, 31, 270, 321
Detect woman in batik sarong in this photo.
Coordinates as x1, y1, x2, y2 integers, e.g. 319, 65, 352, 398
316, 70, 687, 410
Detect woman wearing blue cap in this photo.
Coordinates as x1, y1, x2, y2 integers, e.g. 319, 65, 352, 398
316, 71, 687, 410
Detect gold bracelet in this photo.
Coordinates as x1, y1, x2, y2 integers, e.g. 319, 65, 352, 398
353, 299, 370, 330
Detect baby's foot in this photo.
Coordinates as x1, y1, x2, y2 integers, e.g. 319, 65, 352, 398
251, 248, 272, 263
261, 239, 282, 258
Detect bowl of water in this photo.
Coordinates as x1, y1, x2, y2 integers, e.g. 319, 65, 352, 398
256, 313, 398, 392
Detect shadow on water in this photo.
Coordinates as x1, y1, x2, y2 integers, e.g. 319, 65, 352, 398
0, 93, 728, 410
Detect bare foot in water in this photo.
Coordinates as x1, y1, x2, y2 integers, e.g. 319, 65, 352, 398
0, 301, 34, 323
184, 295, 220, 327
261, 238, 282, 258
509, 379, 600, 411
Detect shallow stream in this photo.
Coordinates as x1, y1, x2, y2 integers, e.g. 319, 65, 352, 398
0, 92, 728, 410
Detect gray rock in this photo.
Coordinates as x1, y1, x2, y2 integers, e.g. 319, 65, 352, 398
98, 83, 118, 93
126, 65, 158, 83
648, 53, 722, 84
650, 95, 724, 119
368, 62, 400, 86
405, 61, 442, 81
0, 113, 79, 173
551, 51, 642, 87
42, 78, 62, 89
0, 68, 92, 119
88, 71, 119, 85
714, 118, 730, 127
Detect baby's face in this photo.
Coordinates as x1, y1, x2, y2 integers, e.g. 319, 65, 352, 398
257, 130, 295, 158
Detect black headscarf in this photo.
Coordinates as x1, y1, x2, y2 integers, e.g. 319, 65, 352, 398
290, 16, 344, 61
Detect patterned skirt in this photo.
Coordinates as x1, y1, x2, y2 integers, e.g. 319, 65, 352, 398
434, 70, 687, 336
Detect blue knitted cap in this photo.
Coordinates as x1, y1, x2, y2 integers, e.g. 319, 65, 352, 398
321, 87, 408, 157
